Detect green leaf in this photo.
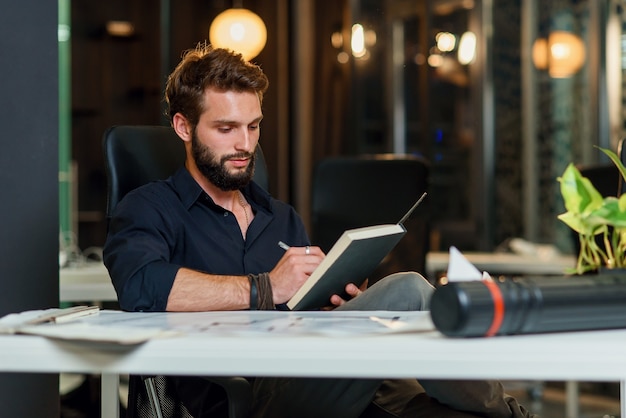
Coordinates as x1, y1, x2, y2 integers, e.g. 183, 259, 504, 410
557, 150, 626, 272
557, 211, 585, 233
591, 197, 626, 228
557, 163, 604, 215
598, 146, 626, 189
619, 194, 626, 212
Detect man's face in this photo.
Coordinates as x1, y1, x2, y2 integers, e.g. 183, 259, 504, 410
191, 129, 256, 191
191, 89, 262, 191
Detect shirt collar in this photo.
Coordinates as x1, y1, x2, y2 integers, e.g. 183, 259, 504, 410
171, 167, 272, 213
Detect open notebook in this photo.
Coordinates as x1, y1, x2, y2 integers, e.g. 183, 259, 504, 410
287, 192, 427, 310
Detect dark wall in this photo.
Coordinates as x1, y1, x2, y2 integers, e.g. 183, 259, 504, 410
72, 0, 164, 248
71, 0, 291, 248
0, 2, 60, 417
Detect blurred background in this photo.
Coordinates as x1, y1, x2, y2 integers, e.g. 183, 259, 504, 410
60, 0, 626, 259
4, 1, 626, 416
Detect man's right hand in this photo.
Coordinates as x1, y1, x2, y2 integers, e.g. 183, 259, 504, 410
269, 246, 324, 304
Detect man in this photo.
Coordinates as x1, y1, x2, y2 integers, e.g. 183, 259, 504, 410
104, 44, 537, 418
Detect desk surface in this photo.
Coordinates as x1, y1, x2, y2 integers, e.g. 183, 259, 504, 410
1, 310, 625, 383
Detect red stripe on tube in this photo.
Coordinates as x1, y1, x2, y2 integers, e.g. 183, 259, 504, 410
483, 280, 504, 337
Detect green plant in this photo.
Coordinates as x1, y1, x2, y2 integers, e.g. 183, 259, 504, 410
557, 147, 626, 274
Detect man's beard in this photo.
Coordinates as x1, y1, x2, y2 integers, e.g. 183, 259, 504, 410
191, 131, 256, 191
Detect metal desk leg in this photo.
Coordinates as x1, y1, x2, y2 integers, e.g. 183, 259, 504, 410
565, 381, 579, 418
619, 380, 626, 417
101, 373, 120, 418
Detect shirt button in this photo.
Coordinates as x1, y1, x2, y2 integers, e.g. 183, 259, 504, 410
224, 212, 229, 217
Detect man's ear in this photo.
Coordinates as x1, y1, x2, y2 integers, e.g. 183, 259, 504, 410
172, 113, 192, 143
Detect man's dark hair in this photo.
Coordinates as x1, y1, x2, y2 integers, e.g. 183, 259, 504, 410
165, 43, 269, 128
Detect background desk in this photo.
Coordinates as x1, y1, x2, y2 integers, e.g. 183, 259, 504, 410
60, 262, 116, 303
0, 311, 625, 418
426, 251, 576, 281
60, 254, 577, 304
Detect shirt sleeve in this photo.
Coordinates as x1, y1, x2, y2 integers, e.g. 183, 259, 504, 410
103, 186, 180, 311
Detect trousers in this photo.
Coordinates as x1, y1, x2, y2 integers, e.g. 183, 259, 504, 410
251, 272, 539, 418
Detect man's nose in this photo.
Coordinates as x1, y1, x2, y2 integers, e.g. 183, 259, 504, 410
236, 129, 255, 152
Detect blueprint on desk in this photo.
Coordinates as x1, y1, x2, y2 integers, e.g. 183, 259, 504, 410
0, 309, 435, 345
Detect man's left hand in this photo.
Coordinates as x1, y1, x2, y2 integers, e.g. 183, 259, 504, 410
327, 280, 368, 308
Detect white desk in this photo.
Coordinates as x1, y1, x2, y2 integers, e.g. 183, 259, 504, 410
60, 262, 117, 303
0, 310, 625, 418
426, 251, 577, 280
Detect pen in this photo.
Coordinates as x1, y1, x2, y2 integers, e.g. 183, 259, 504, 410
278, 241, 290, 251
26, 305, 100, 325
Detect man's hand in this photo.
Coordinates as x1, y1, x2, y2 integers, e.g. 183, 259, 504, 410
269, 246, 324, 304
328, 279, 368, 308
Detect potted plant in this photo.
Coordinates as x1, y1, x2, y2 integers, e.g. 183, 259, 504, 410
557, 146, 626, 274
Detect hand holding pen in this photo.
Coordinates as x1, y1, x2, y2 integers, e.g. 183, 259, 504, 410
277, 241, 362, 308
268, 241, 324, 304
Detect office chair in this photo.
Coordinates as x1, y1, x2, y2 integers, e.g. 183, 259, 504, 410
103, 125, 268, 418
310, 154, 431, 285
104, 125, 269, 222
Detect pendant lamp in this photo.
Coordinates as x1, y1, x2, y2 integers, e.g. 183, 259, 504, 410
532, 31, 586, 78
209, 7, 267, 61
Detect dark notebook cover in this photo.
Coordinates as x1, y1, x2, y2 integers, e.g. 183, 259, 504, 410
287, 224, 407, 310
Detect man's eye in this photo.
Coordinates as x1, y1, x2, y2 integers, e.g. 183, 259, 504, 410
218, 127, 232, 133
249, 125, 259, 131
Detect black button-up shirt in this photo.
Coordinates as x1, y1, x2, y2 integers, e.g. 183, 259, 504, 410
103, 168, 309, 311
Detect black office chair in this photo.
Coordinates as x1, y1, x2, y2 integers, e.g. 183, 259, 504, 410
104, 125, 269, 222
309, 155, 435, 418
310, 154, 431, 285
103, 125, 268, 418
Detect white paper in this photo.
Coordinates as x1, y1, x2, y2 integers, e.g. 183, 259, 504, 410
0, 309, 176, 344
446, 246, 483, 281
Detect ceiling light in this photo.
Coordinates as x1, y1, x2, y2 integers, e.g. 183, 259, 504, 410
209, 8, 267, 61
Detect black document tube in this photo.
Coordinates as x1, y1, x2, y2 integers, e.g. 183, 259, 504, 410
430, 274, 626, 337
